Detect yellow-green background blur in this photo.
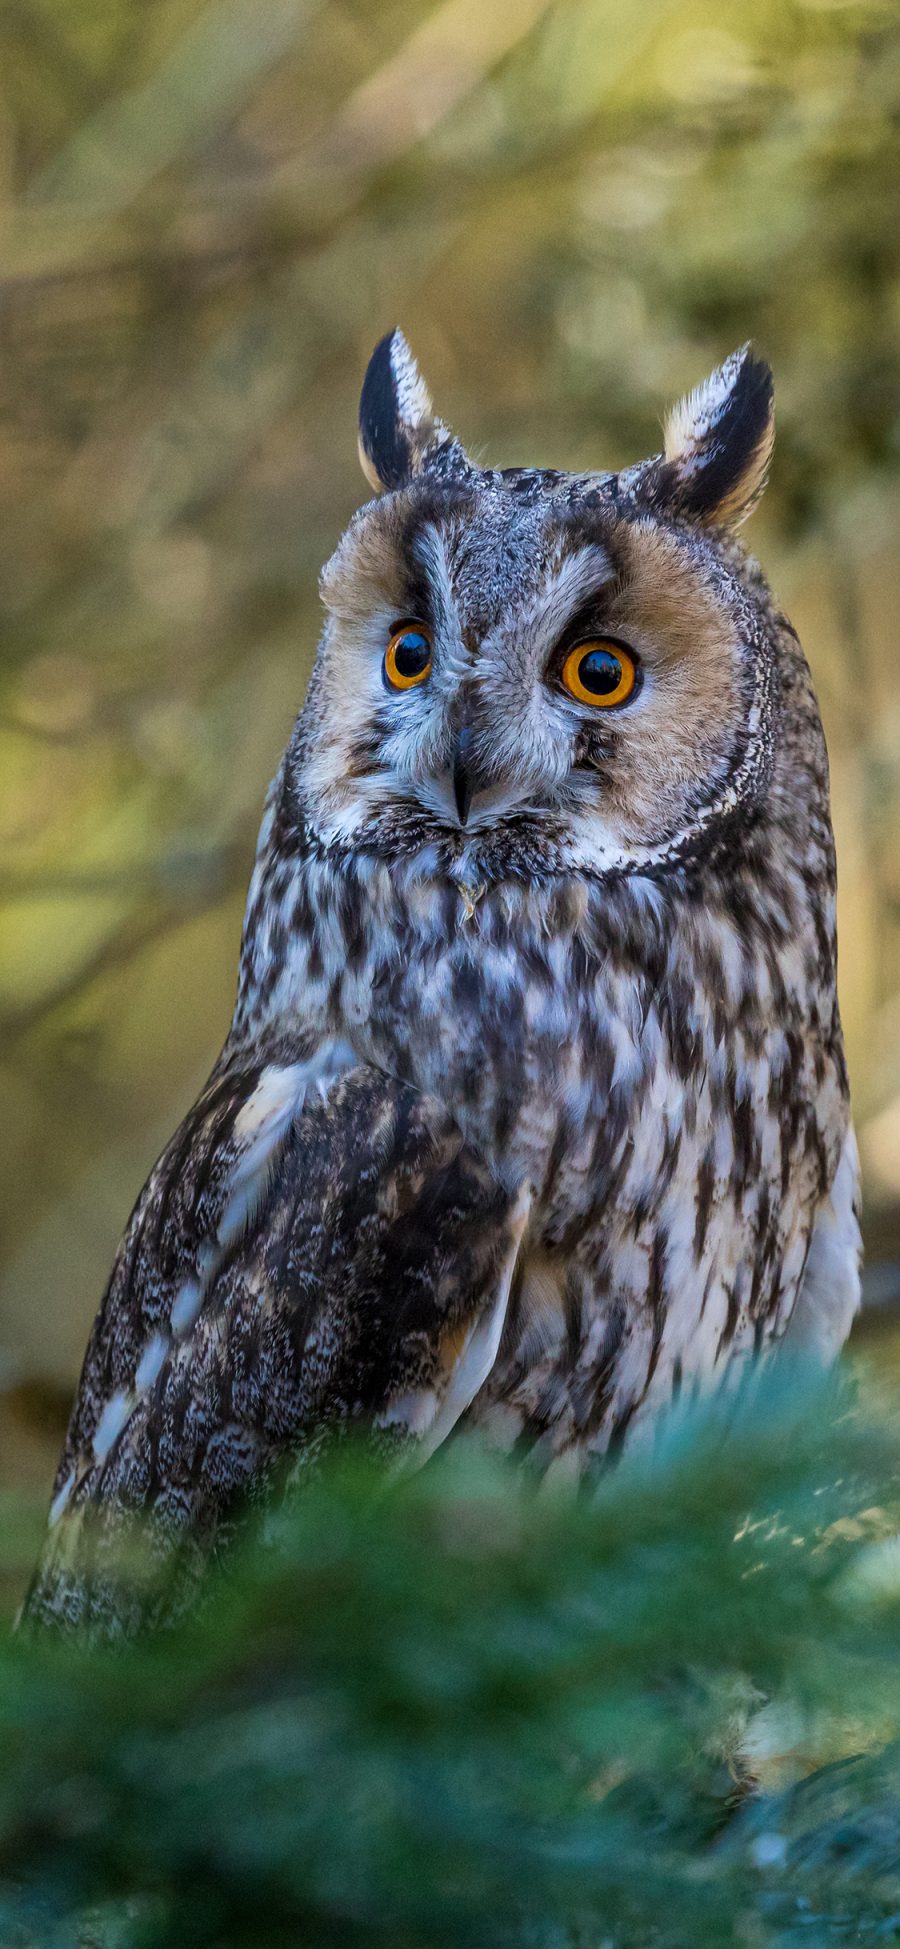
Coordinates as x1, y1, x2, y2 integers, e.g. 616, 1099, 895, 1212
2, 0, 900, 1498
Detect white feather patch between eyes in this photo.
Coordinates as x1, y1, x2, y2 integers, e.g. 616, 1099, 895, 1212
502, 545, 615, 655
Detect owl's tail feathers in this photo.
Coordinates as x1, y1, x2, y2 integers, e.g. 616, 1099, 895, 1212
21, 1071, 529, 1640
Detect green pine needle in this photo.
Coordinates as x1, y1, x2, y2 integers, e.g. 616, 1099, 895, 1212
2, 1359, 899, 1948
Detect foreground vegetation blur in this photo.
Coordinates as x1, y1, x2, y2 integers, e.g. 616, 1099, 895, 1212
1, 0, 900, 1480
2, 1369, 900, 1946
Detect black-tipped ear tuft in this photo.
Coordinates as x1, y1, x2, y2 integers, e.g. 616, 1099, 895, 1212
660, 346, 775, 528
358, 328, 460, 493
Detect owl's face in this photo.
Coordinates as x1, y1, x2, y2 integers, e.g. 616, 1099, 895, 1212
290, 334, 777, 880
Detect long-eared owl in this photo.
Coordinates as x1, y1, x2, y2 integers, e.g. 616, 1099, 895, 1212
26, 331, 860, 1631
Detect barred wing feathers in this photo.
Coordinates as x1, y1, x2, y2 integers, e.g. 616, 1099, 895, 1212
24, 1059, 526, 1634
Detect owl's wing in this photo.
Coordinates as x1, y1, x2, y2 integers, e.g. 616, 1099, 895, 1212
24, 1054, 528, 1634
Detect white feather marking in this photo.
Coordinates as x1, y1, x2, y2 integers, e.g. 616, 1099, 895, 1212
504, 545, 613, 655
232, 1061, 311, 1156
662, 345, 774, 523
787, 1125, 862, 1362
47, 1468, 75, 1529
221, 1046, 356, 1247
417, 1185, 532, 1463
664, 347, 749, 463
376, 1188, 532, 1467
68, 1044, 361, 1510
389, 328, 434, 429
92, 1389, 133, 1462
135, 1331, 169, 1392
198, 1239, 219, 1280
609, 1011, 642, 1090
376, 1388, 439, 1437
217, 1183, 261, 1250
171, 1278, 203, 1335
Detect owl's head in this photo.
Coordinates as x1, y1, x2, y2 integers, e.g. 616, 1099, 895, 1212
289, 330, 779, 880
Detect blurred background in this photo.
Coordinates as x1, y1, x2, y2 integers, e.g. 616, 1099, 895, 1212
1, 0, 900, 1506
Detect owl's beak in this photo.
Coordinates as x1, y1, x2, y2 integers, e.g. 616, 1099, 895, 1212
452, 726, 474, 826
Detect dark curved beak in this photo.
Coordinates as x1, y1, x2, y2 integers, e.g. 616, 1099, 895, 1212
452, 725, 474, 827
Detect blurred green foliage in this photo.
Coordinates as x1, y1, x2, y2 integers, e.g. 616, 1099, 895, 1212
2, 0, 900, 1450
3, 1368, 900, 1945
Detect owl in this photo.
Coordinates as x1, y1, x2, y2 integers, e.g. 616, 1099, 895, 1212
25, 330, 861, 1633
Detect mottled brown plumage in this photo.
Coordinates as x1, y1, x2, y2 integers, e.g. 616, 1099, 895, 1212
26, 331, 860, 1632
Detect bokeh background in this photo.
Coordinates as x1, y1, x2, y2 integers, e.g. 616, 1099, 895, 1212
1, 0, 900, 1504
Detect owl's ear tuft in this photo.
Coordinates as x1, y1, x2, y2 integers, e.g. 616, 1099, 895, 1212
358, 328, 458, 493
660, 346, 775, 528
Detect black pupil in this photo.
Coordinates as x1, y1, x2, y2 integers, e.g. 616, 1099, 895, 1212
578, 647, 623, 695
393, 629, 430, 678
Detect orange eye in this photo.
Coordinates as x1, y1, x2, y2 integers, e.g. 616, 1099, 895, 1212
560, 639, 638, 709
384, 622, 433, 691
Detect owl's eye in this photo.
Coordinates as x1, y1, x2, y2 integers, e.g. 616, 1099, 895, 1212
560, 639, 638, 709
384, 622, 433, 691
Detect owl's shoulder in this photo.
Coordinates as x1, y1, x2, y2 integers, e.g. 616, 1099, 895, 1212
25, 1052, 526, 1631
